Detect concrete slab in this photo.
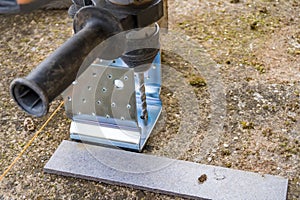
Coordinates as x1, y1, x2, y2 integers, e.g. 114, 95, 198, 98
44, 140, 288, 200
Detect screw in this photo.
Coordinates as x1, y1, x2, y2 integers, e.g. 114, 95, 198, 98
137, 73, 148, 121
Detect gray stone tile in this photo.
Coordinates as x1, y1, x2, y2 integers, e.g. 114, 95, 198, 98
44, 140, 288, 200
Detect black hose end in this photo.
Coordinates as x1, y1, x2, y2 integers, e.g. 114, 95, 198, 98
10, 78, 49, 117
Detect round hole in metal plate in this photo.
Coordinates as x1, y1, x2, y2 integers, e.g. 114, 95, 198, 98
114, 79, 124, 89
107, 74, 112, 79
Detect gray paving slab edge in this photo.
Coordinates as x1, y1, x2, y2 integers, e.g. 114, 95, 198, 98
44, 140, 288, 200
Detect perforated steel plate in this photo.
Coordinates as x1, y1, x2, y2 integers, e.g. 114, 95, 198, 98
62, 62, 137, 123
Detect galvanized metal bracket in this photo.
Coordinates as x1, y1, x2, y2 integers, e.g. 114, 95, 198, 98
62, 54, 162, 151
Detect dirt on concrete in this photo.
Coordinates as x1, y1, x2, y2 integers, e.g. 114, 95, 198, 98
0, 0, 299, 199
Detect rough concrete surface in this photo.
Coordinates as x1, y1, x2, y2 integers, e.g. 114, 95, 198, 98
0, 0, 299, 199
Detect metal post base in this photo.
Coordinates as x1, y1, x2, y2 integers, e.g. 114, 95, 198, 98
62, 54, 162, 152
